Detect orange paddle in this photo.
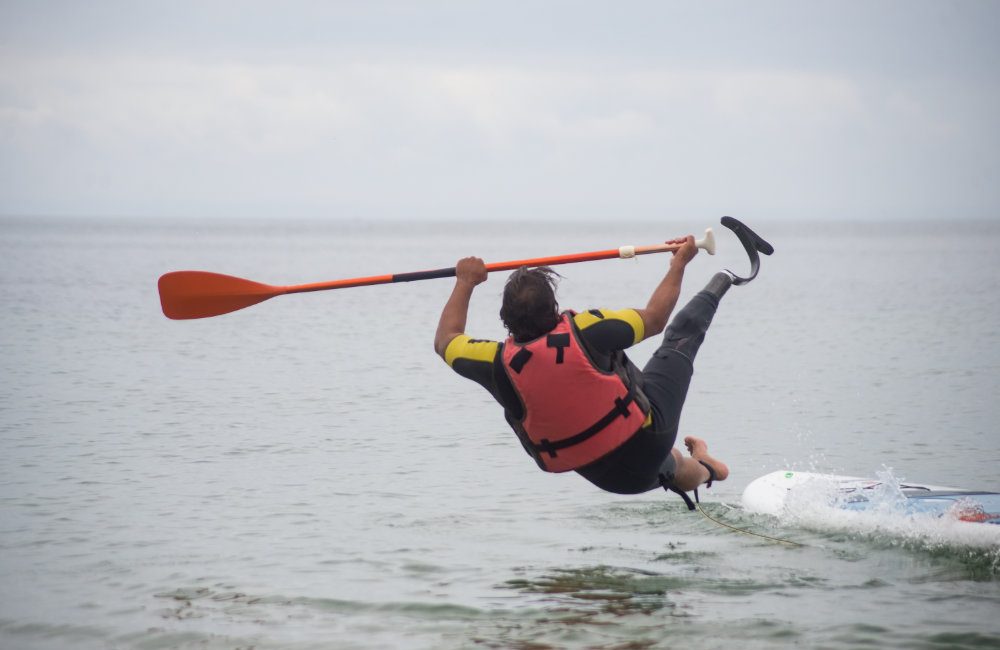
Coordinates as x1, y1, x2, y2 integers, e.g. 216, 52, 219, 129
158, 228, 715, 320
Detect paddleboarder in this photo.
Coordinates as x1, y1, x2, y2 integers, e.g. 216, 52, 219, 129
433, 218, 772, 509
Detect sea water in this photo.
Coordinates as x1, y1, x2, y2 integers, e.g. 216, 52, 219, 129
1, 216, 998, 649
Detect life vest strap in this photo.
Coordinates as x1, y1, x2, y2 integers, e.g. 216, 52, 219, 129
535, 387, 636, 459
508, 348, 533, 373
546, 333, 571, 363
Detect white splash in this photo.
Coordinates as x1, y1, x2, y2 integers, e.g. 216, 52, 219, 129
778, 467, 1000, 552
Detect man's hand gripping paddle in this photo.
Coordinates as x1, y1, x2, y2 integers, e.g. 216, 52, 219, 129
158, 229, 716, 320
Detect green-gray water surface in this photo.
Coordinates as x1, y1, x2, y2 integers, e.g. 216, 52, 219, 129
1, 217, 998, 649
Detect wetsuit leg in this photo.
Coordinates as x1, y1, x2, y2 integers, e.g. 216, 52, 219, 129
576, 272, 731, 494
641, 271, 731, 447
649, 271, 730, 366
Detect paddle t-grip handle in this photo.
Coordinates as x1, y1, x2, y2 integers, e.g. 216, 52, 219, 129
697, 228, 717, 255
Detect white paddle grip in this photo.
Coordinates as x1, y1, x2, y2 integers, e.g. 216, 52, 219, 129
696, 228, 716, 255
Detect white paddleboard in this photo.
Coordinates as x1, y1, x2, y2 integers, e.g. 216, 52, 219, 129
743, 470, 1000, 526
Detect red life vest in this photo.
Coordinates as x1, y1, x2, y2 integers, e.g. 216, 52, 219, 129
501, 313, 649, 473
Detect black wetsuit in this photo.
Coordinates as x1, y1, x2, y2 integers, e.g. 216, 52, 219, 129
442, 274, 728, 494
576, 278, 726, 493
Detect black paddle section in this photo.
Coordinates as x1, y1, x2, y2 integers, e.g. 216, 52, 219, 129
391, 267, 458, 283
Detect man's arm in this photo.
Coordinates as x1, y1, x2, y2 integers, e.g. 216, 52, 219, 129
434, 256, 488, 358
634, 236, 698, 340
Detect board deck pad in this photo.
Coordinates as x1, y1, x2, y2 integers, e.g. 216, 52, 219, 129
743, 470, 1000, 526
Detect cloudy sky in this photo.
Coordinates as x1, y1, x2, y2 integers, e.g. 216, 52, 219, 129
1, 1, 997, 221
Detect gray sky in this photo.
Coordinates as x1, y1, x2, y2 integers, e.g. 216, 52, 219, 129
1, 0, 998, 221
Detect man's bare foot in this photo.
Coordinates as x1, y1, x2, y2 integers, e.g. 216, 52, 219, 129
684, 436, 730, 482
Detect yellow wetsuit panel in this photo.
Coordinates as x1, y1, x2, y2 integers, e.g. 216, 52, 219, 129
572, 308, 644, 346
444, 334, 499, 368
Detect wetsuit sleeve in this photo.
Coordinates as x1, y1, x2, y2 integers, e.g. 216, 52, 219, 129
443, 334, 501, 391
573, 309, 645, 353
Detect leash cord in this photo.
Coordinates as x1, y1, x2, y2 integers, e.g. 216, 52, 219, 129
695, 502, 805, 547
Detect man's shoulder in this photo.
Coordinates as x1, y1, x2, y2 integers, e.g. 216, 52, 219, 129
572, 308, 644, 345
444, 334, 502, 368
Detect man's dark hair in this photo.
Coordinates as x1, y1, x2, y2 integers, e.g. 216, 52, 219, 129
500, 266, 562, 342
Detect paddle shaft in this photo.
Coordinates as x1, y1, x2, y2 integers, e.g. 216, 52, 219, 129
280, 241, 702, 295
158, 228, 714, 319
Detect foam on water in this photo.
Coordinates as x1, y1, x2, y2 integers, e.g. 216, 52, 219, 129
777, 468, 1000, 559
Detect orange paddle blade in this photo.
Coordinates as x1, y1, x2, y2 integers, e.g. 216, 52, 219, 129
158, 271, 283, 320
